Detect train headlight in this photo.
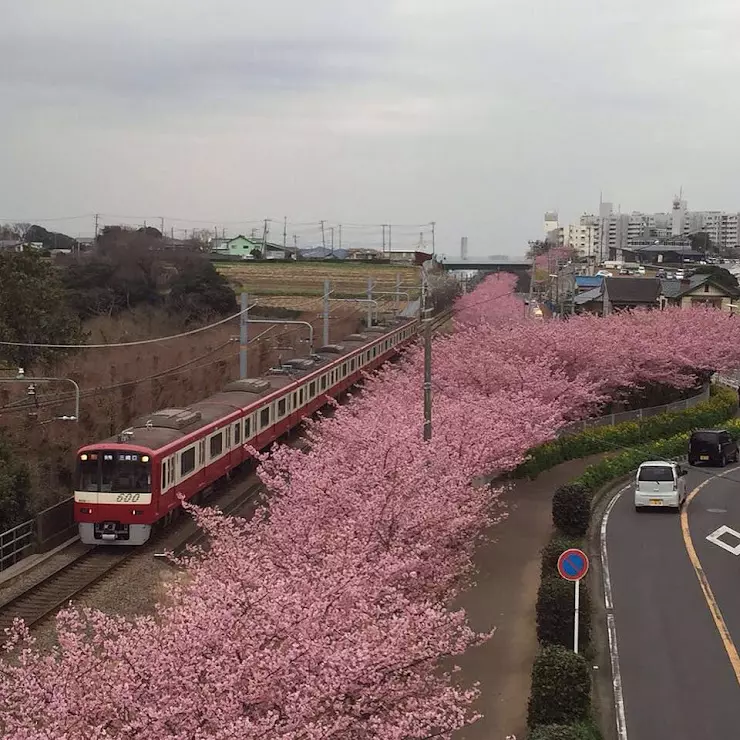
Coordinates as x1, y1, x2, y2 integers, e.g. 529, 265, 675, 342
141, 455, 149, 463
80, 454, 88, 461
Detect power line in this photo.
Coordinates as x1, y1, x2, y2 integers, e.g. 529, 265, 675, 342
0, 304, 257, 350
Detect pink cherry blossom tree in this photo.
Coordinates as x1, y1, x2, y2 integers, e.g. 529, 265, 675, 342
4, 275, 740, 738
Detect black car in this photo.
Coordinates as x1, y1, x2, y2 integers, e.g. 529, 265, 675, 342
688, 429, 739, 467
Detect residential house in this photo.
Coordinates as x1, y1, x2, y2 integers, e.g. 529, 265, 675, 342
210, 235, 297, 260
574, 277, 661, 316
659, 274, 740, 311
345, 248, 383, 261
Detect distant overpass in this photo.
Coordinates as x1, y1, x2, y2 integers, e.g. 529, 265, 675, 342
439, 260, 530, 271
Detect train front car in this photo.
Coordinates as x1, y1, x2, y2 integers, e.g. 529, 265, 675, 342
75, 444, 157, 545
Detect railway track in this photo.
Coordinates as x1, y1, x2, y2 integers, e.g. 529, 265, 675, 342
0, 547, 133, 634
0, 315, 441, 633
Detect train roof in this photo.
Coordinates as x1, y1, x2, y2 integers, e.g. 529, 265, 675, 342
84, 317, 417, 454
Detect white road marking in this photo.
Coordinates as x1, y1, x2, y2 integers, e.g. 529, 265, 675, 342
601, 483, 630, 740
706, 525, 740, 555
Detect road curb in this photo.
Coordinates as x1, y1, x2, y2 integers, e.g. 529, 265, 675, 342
589, 474, 633, 740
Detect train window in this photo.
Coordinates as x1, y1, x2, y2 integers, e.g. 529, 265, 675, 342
234, 421, 241, 445
210, 432, 223, 459
309, 381, 316, 397
350, 358, 355, 371
161, 462, 167, 491
320, 375, 327, 390
244, 416, 251, 439
342, 362, 347, 376
260, 407, 270, 428
181, 448, 196, 476
278, 397, 287, 416
298, 388, 304, 405
226, 426, 232, 449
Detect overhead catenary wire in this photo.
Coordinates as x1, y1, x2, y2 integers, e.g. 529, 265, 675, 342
0, 304, 258, 349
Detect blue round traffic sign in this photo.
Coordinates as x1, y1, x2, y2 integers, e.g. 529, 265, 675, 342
557, 548, 589, 581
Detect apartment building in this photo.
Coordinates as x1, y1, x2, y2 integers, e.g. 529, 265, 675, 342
551, 195, 740, 263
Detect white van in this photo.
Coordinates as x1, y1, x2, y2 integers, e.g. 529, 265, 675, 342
634, 461, 688, 511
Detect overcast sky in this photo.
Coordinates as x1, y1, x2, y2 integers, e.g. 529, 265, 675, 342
3, 0, 740, 257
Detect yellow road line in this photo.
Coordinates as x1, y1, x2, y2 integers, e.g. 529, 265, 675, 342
681, 473, 740, 684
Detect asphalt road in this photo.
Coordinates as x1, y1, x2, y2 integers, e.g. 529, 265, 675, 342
605, 463, 740, 739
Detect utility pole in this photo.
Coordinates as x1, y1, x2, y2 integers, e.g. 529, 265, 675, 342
330, 227, 335, 255
338, 224, 342, 251
293, 234, 299, 249
395, 272, 401, 313
366, 277, 374, 327
240, 292, 249, 379
321, 220, 326, 250
262, 219, 270, 251
422, 270, 432, 441
430, 221, 436, 257
94, 213, 99, 243
283, 216, 287, 248
382, 224, 386, 254
388, 224, 392, 253
323, 279, 330, 346
160, 217, 165, 234
526, 247, 536, 318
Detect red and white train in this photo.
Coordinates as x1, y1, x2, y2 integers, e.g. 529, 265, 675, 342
74, 318, 419, 545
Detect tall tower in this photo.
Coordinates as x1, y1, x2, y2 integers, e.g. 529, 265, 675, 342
544, 211, 559, 235
460, 236, 468, 260
672, 191, 687, 237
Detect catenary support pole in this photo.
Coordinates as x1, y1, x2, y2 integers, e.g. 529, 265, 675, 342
574, 579, 580, 654
367, 276, 374, 328
395, 272, 401, 313
526, 247, 536, 318
240, 292, 249, 378
323, 279, 330, 346
422, 270, 432, 441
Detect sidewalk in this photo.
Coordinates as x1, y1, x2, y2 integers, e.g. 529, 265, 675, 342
454, 454, 607, 740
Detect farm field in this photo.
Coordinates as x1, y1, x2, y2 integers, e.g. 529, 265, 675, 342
217, 261, 421, 299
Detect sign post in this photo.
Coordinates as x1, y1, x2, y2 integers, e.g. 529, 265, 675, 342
557, 548, 590, 654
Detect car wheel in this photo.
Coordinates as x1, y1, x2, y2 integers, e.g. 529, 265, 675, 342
635, 505, 644, 513
689, 458, 696, 466
721, 454, 727, 468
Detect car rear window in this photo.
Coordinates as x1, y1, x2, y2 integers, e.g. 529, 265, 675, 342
691, 432, 719, 444
638, 466, 674, 482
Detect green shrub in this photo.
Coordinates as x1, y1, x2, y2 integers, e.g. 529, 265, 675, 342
515, 385, 736, 479
572, 432, 691, 496
528, 645, 592, 727
552, 483, 591, 537
529, 721, 602, 740
541, 533, 585, 579
536, 575, 591, 651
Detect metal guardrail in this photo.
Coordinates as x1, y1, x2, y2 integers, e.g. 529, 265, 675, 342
0, 520, 35, 572
558, 384, 711, 437
0, 496, 75, 574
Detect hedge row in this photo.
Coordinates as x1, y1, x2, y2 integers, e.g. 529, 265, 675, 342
527, 385, 739, 739
515, 385, 737, 480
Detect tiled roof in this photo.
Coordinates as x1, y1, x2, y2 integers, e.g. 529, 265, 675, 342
573, 286, 603, 304
604, 277, 660, 304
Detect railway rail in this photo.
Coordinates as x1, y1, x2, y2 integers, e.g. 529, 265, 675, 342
0, 547, 132, 634
0, 310, 452, 634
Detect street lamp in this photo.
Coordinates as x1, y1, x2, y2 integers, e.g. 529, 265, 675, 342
0, 372, 80, 422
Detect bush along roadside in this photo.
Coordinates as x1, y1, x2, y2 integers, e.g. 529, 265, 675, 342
527, 388, 740, 739
515, 384, 737, 480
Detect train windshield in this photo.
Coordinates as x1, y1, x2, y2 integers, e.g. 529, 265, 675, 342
77, 451, 152, 493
